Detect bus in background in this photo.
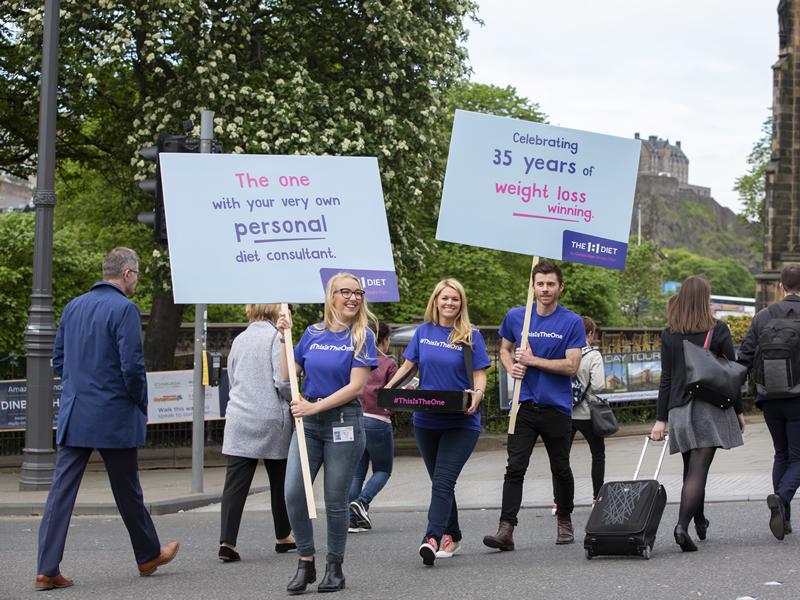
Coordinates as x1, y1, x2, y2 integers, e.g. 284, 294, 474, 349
710, 295, 755, 318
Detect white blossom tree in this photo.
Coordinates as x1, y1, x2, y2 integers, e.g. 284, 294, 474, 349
1, 0, 477, 368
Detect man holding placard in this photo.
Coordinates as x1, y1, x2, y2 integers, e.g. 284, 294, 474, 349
483, 260, 585, 550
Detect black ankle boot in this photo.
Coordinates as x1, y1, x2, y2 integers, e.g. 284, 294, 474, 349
287, 558, 316, 595
317, 561, 345, 593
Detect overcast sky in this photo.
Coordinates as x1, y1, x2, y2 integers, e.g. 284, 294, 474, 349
464, 1, 777, 212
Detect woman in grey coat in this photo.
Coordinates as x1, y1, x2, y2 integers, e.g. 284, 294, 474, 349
218, 303, 295, 562
569, 316, 607, 503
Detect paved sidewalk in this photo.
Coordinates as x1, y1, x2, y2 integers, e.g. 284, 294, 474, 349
0, 418, 776, 517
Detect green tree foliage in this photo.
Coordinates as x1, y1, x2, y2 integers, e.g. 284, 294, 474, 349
447, 82, 547, 122
1, 0, 479, 365
0, 213, 102, 378
617, 241, 666, 326
558, 262, 622, 327
735, 116, 771, 225
376, 243, 531, 326
723, 315, 752, 345
54, 160, 154, 305
663, 248, 755, 298
1, 0, 478, 285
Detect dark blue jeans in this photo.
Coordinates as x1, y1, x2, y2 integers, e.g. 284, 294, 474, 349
414, 426, 480, 545
349, 417, 394, 506
763, 398, 800, 521
285, 402, 365, 563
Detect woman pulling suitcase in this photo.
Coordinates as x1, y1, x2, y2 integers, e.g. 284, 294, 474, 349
650, 276, 745, 551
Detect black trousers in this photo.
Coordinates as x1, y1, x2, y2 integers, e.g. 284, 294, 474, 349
570, 419, 606, 500
763, 398, 800, 522
220, 455, 291, 545
500, 403, 574, 525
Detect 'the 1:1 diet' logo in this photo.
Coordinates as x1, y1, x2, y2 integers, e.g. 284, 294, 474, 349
319, 268, 400, 302
561, 230, 627, 270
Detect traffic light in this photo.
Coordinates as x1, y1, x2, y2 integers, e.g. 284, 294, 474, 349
137, 124, 223, 243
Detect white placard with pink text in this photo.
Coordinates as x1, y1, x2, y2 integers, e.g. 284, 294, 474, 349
159, 154, 398, 303
436, 110, 641, 269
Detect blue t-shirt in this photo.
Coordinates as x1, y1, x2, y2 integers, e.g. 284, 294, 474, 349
498, 305, 585, 416
403, 322, 491, 431
294, 326, 378, 399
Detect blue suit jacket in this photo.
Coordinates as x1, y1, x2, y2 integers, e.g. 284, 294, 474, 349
53, 282, 147, 448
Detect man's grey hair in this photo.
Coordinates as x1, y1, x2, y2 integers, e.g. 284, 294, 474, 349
102, 247, 139, 279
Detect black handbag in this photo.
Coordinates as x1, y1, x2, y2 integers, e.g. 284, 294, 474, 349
683, 328, 748, 409
587, 391, 619, 437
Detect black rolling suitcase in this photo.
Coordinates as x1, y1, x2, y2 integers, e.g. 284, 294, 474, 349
583, 435, 668, 560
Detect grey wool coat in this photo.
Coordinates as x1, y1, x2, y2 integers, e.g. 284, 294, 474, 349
222, 320, 293, 459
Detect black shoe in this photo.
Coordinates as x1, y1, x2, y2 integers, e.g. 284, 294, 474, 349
275, 541, 297, 554
349, 500, 372, 530
218, 545, 241, 562
317, 561, 345, 593
694, 517, 710, 541
674, 524, 698, 552
767, 494, 786, 540
785, 520, 793, 534
287, 558, 316, 595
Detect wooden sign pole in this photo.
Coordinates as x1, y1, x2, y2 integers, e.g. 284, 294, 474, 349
281, 303, 317, 519
508, 256, 539, 434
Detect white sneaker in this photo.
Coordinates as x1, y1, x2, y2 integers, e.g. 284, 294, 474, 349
348, 525, 366, 533
435, 534, 461, 558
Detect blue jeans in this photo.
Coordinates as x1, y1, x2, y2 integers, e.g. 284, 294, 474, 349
763, 398, 800, 521
414, 427, 480, 544
348, 417, 394, 506
285, 402, 365, 563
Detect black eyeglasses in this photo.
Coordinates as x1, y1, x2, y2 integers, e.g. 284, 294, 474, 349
335, 288, 365, 300
126, 269, 139, 276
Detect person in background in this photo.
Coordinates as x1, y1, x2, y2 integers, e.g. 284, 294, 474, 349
277, 273, 377, 594
348, 321, 398, 533
387, 279, 490, 566
218, 303, 295, 563
650, 276, 745, 552
568, 316, 607, 504
738, 262, 800, 540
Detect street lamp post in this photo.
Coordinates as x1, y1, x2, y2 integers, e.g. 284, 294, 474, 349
19, 0, 60, 491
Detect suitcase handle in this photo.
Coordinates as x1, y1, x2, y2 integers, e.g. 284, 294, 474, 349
633, 435, 669, 481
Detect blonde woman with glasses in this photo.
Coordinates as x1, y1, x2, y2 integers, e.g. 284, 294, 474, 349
277, 273, 377, 594
386, 279, 490, 566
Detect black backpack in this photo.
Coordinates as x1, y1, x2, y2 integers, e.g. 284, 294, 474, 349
571, 348, 597, 405
755, 303, 800, 399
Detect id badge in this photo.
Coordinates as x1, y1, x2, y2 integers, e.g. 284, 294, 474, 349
332, 426, 354, 443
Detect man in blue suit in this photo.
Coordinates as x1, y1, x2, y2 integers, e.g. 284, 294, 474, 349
35, 247, 179, 591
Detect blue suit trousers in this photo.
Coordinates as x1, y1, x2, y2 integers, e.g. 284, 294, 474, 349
37, 446, 161, 576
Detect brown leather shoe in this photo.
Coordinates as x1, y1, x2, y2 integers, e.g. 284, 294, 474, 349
482, 520, 515, 551
138, 541, 180, 576
556, 514, 574, 544
35, 573, 74, 591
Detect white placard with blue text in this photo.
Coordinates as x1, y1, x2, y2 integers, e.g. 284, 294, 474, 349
159, 154, 398, 303
437, 110, 641, 269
